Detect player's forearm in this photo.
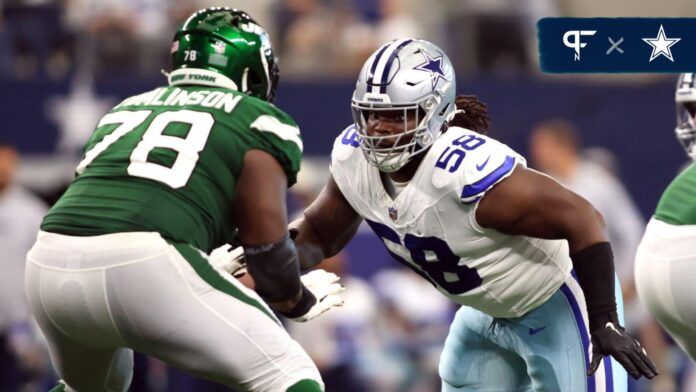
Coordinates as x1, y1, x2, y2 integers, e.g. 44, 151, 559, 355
571, 242, 619, 332
291, 176, 363, 271
289, 215, 329, 271
563, 202, 620, 330
243, 234, 315, 315
292, 209, 363, 271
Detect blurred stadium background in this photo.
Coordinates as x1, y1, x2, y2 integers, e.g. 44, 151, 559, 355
1, 0, 696, 391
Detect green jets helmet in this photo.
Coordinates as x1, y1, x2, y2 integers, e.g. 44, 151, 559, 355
170, 7, 279, 102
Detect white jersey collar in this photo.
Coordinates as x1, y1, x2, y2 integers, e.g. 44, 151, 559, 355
168, 68, 239, 91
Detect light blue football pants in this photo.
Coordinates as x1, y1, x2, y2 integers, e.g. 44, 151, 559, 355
439, 273, 627, 391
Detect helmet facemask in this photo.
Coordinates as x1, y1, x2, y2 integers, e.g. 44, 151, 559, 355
675, 100, 696, 160
352, 94, 442, 172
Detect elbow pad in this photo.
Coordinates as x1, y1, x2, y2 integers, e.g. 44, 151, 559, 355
244, 234, 303, 303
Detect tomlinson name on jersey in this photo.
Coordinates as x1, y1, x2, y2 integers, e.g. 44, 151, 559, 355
115, 87, 243, 114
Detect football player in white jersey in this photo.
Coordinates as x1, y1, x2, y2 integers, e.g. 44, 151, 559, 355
287, 39, 657, 391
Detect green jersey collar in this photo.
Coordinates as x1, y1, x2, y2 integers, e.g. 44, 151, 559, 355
168, 68, 239, 91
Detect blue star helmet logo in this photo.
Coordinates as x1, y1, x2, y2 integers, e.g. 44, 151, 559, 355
414, 50, 447, 89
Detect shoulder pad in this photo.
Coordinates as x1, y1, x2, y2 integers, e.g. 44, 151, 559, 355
241, 96, 297, 126
239, 96, 303, 151
330, 123, 365, 192
231, 96, 303, 185
429, 127, 526, 203
331, 124, 362, 163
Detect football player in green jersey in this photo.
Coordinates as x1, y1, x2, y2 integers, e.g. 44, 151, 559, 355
27, 8, 341, 392
635, 72, 696, 361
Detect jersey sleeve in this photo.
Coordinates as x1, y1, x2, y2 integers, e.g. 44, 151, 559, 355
329, 124, 364, 210
329, 123, 361, 172
233, 97, 303, 186
431, 127, 527, 204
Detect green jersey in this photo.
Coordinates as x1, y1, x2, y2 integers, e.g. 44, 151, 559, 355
42, 85, 302, 253
654, 162, 696, 225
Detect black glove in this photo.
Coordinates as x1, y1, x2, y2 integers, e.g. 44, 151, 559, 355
588, 320, 658, 380
571, 243, 659, 380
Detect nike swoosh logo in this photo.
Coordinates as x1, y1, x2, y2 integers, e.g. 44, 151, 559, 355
528, 326, 546, 335
606, 322, 623, 336
476, 156, 491, 171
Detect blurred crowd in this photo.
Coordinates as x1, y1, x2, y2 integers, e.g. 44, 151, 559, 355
0, 0, 447, 81
3, 0, 691, 82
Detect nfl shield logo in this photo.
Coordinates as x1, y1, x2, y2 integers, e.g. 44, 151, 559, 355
388, 206, 398, 221
213, 40, 226, 54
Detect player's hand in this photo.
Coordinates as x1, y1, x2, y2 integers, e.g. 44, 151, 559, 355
209, 245, 247, 278
588, 322, 658, 379
287, 269, 345, 322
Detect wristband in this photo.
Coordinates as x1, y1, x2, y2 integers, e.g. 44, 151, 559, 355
279, 286, 317, 319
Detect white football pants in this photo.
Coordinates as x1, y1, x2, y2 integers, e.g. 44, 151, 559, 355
635, 218, 696, 360
25, 231, 323, 392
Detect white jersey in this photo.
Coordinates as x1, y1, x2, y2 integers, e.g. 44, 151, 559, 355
331, 125, 572, 318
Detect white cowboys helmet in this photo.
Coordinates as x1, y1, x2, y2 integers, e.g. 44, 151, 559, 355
676, 72, 696, 160
351, 38, 456, 172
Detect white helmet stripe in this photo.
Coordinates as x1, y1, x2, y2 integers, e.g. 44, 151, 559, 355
370, 38, 412, 94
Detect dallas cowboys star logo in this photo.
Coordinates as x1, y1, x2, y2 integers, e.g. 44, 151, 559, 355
642, 25, 681, 62
414, 51, 447, 89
